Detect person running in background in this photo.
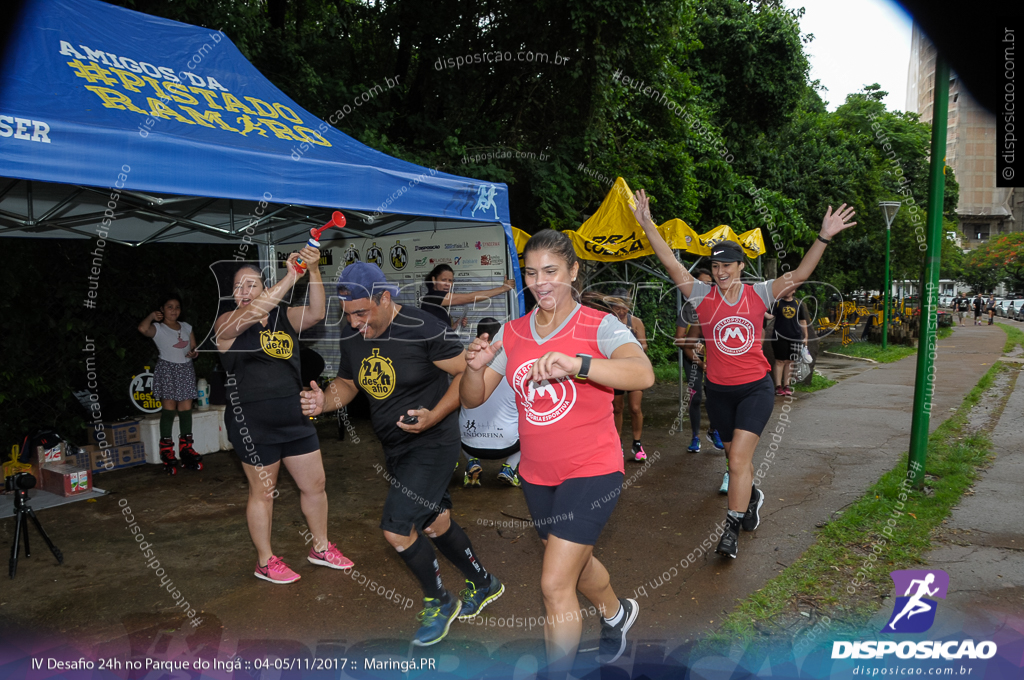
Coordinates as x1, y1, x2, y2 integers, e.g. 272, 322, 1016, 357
635, 188, 856, 558
421, 264, 515, 331
138, 294, 201, 474
302, 263, 502, 647
607, 290, 649, 462
461, 317, 522, 488
986, 294, 997, 325
460, 229, 654, 672
770, 287, 810, 396
215, 251, 354, 584
956, 293, 969, 327
675, 268, 728, 493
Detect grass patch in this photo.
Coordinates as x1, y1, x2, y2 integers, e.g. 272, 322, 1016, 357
828, 342, 916, 363
793, 372, 837, 393
997, 322, 1024, 353
654, 362, 681, 383
937, 325, 954, 340
709, 359, 1007, 646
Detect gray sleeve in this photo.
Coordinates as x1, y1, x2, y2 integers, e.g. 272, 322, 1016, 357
753, 280, 776, 309
485, 326, 507, 376
677, 302, 696, 328
596, 315, 642, 358
686, 279, 712, 308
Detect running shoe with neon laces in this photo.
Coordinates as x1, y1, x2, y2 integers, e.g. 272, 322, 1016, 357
718, 471, 730, 494
308, 542, 355, 569
254, 555, 301, 584
716, 517, 740, 559
707, 430, 725, 451
497, 464, 520, 487
463, 459, 482, 488
741, 486, 764, 532
412, 595, 460, 646
598, 597, 639, 664
631, 442, 647, 462
458, 574, 505, 619
687, 436, 701, 453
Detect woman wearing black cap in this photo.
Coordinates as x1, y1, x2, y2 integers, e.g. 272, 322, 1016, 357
633, 190, 856, 558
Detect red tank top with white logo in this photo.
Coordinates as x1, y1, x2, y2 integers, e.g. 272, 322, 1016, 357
502, 306, 623, 486
696, 284, 771, 386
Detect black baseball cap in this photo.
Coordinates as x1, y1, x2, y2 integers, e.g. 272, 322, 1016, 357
709, 241, 745, 263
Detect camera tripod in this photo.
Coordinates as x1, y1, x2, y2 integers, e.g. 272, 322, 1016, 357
9, 485, 63, 578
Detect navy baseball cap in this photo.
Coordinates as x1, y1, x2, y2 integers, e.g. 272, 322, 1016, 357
335, 262, 399, 301
709, 241, 745, 263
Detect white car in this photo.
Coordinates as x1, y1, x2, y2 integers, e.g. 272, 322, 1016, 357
997, 299, 1021, 318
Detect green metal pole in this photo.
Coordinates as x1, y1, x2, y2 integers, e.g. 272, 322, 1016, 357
883, 226, 891, 349
907, 56, 949, 489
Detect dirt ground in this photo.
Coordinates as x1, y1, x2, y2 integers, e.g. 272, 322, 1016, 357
0, 324, 1011, 672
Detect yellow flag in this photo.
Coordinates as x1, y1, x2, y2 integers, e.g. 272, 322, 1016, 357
511, 226, 531, 255
564, 176, 763, 261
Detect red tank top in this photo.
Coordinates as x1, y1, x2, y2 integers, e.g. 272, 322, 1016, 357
502, 306, 623, 485
696, 284, 772, 386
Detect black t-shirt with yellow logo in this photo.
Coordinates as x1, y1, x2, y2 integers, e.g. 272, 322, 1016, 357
771, 298, 809, 341
337, 305, 463, 457
221, 304, 303, 403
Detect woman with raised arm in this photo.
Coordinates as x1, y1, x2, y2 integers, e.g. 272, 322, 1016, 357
460, 229, 655, 675
214, 248, 353, 584
632, 189, 856, 559
421, 264, 515, 330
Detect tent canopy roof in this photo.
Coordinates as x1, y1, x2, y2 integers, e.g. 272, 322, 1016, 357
0, 0, 512, 245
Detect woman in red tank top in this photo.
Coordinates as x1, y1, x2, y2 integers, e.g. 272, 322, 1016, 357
634, 189, 856, 560
460, 230, 655, 673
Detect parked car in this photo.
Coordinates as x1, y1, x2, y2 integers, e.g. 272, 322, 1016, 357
995, 299, 1019, 318
1016, 305, 1024, 322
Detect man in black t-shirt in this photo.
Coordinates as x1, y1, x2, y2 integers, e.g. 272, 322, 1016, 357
955, 293, 970, 326
769, 290, 810, 396
973, 294, 984, 325
299, 263, 502, 648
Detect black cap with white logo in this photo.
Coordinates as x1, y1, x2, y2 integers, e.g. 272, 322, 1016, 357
709, 241, 745, 263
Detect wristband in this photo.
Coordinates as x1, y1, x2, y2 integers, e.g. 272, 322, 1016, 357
817, 235, 831, 245
575, 354, 592, 380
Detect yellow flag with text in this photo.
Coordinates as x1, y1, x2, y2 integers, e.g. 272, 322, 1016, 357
564, 177, 763, 261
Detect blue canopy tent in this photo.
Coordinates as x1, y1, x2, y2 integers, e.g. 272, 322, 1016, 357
0, 0, 523, 311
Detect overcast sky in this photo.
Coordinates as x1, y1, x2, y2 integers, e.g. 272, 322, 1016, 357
785, 0, 915, 113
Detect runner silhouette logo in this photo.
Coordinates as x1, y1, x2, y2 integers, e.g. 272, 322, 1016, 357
882, 569, 949, 634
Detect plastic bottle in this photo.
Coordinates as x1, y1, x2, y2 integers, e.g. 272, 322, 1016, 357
196, 378, 210, 411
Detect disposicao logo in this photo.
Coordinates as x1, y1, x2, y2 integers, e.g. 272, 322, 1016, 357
831, 569, 998, 661
883, 569, 947, 634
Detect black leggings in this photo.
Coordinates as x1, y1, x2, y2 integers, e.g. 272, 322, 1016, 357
683, 360, 708, 436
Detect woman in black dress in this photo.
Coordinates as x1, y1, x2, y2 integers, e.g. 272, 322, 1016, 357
215, 246, 353, 584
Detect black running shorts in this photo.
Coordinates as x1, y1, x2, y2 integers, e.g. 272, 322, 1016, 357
520, 472, 624, 546
462, 440, 521, 461
226, 394, 320, 466
704, 372, 775, 443
772, 339, 803, 363
379, 444, 458, 536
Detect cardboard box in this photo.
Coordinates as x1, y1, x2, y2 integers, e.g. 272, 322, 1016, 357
64, 445, 91, 469
35, 441, 65, 465
41, 463, 92, 497
87, 420, 142, 446
90, 447, 117, 473
92, 443, 146, 473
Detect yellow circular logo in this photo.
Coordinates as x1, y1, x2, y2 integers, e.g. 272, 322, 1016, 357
358, 348, 396, 400
260, 330, 293, 359
782, 306, 797, 319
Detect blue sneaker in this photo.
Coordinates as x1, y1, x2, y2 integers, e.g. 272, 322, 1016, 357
718, 471, 729, 494
707, 430, 725, 451
458, 574, 505, 620
412, 595, 460, 646
463, 458, 482, 488
687, 436, 701, 453
497, 464, 520, 487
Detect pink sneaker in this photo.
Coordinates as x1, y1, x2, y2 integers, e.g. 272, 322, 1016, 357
255, 556, 301, 584
308, 542, 355, 570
